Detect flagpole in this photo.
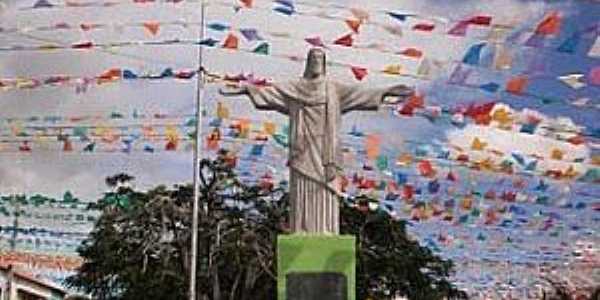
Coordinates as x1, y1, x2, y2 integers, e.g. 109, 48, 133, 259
190, 0, 206, 299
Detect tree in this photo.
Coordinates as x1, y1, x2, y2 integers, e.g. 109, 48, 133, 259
67, 152, 466, 300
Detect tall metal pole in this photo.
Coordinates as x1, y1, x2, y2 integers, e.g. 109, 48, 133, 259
190, 0, 206, 299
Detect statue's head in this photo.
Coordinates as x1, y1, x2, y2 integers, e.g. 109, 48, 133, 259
303, 48, 326, 79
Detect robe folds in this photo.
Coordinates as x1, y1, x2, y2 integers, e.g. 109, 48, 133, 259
247, 77, 389, 233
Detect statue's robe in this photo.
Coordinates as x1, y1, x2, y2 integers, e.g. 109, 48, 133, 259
247, 77, 389, 234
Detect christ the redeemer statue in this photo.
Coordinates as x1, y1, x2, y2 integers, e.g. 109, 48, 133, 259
220, 48, 414, 234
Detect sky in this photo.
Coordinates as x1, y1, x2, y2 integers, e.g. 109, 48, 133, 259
0, 0, 599, 297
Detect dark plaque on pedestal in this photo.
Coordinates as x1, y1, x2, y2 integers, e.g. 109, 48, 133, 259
286, 272, 347, 300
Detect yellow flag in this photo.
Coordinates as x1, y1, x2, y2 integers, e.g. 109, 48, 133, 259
263, 121, 276, 135
471, 137, 487, 151
382, 64, 402, 75
551, 148, 564, 160
165, 125, 180, 141
217, 101, 230, 119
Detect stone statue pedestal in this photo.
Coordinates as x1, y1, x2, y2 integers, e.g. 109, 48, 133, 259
277, 235, 355, 300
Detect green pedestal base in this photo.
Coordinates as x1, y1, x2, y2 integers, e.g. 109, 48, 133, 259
277, 235, 356, 300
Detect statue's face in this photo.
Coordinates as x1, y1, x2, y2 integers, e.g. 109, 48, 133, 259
304, 48, 326, 78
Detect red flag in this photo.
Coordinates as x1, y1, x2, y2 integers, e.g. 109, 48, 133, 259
413, 23, 435, 31
418, 160, 436, 177
351, 66, 368, 81
143, 21, 160, 35
333, 33, 353, 47
535, 11, 561, 35
222, 33, 239, 49
345, 19, 361, 34
239, 0, 252, 8
72, 41, 94, 49
505, 75, 529, 95
468, 15, 492, 26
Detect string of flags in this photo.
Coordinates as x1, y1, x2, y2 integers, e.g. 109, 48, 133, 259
16, 0, 600, 62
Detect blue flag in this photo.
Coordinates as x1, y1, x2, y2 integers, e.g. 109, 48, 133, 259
462, 43, 486, 66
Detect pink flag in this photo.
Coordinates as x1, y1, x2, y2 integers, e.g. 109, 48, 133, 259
589, 66, 600, 85
305, 36, 327, 48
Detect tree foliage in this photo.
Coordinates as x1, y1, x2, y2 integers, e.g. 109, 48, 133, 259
68, 153, 466, 300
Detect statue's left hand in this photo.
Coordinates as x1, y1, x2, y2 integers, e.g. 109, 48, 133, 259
383, 84, 415, 104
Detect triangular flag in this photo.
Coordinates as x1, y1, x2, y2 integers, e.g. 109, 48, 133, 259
589, 66, 600, 86
388, 12, 412, 22
479, 82, 500, 93
468, 15, 492, 26
417, 58, 431, 78
471, 137, 487, 151
273, 6, 294, 16
207, 22, 229, 31
239, 0, 252, 8
199, 38, 219, 47
505, 75, 529, 95
382, 64, 402, 75
493, 45, 512, 70
588, 37, 600, 58
345, 19, 361, 34
351, 66, 368, 81
365, 134, 381, 160
557, 33, 580, 53
253, 42, 269, 55
222, 33, 239, 49
333, 33, 353, 47
305, 36, 327, 48
535, 11, 561, 35
448, 20, 470, 36
558, 74, 586, 89
399, 47, 422, 58
413, 23, 435, 31
462, 42, 486, 65
447, 64, 472, 85
240, 28, 262, 41
143, 21, 160, 36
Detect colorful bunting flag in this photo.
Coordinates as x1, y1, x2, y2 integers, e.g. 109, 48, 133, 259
207, 22, 229, 31
351, 66, 368, 81
222, 33, 239, 49
589, 66, 600, 85
588, 37, 600, 58
558, 74, 586, 89
143, 22, 160, 36
448, 21, 470, 36
388, 12, 412, 22
33, 0, 54, 8
382, 64, 402, 75
534, 11, 562, 35
253, 42, 269, 55
505, 75, 529, 95
365, 134, 381, 160
557, 33, 580, 53
417, 58, 431, 78
413, 23, 435, 32
240, 28, 262, 41
462, 43, 486, 66
239, 0, 252, 8
333, 33, 353, 47
345, 19, 361, 34
399, 47, 422, 58
273, 5, 294, 16
468, 15, 492, 26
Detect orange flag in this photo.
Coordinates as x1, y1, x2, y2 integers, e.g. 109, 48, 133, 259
345, 19, 361, 34
399, 47, 423, 58
365, 134, 381, 160
222, 33, 239, 49
535, 11, 561, 35
505, 75, 528, 95
143, 21, 160, 35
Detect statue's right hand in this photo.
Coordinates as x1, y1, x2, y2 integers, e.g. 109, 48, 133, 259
219, 85, 248, 96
